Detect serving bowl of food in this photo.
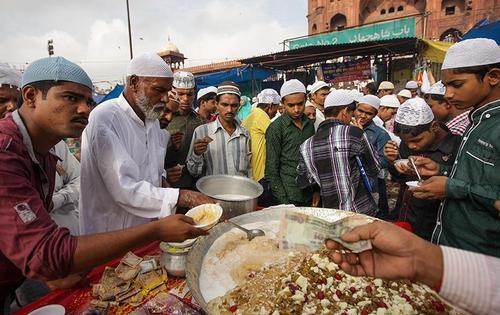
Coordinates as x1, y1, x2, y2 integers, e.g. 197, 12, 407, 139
196, 175, 263, 220
186, 203, 223, 230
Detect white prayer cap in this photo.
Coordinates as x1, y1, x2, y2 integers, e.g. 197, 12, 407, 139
173, 71, 195, 89
358, 94, 381, 110
349, 89, 363, 102
378, 81, 394, 91
380, 95, 400, 108
396, 98, 434, 126
126, 52, 173, 78
0, 63, 22, 88
442, 38, 500, 70
197, 86, 217, 100
310, 81, 329, 94
425, 81, 446, 96
324, 90, 355, 108
280, 79, 306, 98
257, 88, 280, 104
397, 89, 412, 99
405, 80, 418, 89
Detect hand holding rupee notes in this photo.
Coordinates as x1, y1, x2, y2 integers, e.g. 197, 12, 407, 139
278, 210, 373, 253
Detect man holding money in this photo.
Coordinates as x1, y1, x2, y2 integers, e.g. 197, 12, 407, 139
79, 53, 213, 234
0, 56, 208, 311
186, 81, 251, 177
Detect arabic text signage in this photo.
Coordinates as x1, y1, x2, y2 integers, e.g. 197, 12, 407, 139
321, 58, 371, 84
289, 17, 415, 50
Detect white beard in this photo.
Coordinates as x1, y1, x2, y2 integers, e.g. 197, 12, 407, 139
135, 88, 163, 121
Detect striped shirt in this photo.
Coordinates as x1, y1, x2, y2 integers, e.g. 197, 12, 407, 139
445, 110, 470, 136
440, 246, 500, 315
186, 118, 251, 177
297, 119, 380, 216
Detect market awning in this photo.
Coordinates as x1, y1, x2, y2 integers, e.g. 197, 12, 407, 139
420, 39, 453, 63
240, 38, 418, 70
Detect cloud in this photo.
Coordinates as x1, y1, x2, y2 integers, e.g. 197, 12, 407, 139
0, 0, 307, 83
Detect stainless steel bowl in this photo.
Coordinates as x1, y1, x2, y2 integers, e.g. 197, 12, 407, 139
196, 175, 263, 220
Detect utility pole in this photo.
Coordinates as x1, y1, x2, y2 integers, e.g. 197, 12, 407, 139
47, 39, 54, 56
126, 0, 133, 59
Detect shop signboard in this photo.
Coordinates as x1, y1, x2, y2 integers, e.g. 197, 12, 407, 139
289, 17, 415, 50
321, 58, 371, 84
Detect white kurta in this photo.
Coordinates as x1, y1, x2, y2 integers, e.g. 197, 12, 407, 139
314, 108, 325, 131
51, 140, 80, 236
79, 94, 179, 234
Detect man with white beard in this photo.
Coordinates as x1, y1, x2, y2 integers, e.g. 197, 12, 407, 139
79, 53, 213, 234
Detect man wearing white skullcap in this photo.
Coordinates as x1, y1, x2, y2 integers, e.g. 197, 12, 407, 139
405, 80, 420, 98
424, 81, 470, 136
308, 81, 330, 130
354, 94, 391, 217
407, 38, 500, 258
397, 89, 412, 104
266, 79, 315, 205
196, 86, 218, 122
383, 97, 461, 240
297, 90, 380, 215
0, 63, 22, 118
374, 95, 401, 145
377, 81, 395, 97
242, 89, 280, 192
0, 56, 210, 308
165, 71, 206, 190
80, 53, 213, 234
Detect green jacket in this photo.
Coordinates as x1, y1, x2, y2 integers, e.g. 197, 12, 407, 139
432, 99, 500, 257
265, 113, 315, 205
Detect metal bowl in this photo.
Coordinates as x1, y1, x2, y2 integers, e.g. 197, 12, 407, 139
196, 175, 263, 220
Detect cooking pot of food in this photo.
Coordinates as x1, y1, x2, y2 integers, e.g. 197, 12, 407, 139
196, 175, 263, 220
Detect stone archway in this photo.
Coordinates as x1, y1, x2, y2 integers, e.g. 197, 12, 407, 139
330, 13, 347, 31
440, 28, 463, 42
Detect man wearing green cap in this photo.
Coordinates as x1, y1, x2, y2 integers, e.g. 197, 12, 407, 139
0, 56, 207, 309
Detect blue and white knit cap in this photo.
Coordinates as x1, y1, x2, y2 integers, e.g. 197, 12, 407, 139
22, 56, 93, 90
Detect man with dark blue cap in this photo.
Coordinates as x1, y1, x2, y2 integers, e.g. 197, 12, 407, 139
0, 56, 208, 311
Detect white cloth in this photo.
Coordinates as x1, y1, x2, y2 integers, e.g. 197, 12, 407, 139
440, 246, 500, 315
79, 93, 179, 234
309, 81, 328, 94
314, 108, 325, 131
405, 80, 418, 89
51, 141, 80, 236
379, 95, 400, 108
173, 71, 195, 89
397, 89, 412, 99
441, 38, 500, 70
358, 95, 381, 110
324, 90, 354, 108
280, 79, 305, 98
257, 88, 280, 104
425, 81, 446, 96
396, 98, 434, 126
197, 86, 217, 100
126, 52, 173, 78
0, 63, 21, 87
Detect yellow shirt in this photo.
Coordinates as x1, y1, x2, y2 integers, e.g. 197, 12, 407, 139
242, 107, 271, 182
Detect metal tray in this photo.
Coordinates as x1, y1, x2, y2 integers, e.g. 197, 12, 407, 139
185, 206, 355, 311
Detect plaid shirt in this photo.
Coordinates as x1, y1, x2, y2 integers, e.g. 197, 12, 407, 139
446, 110, 470, 136
297, 119, 380, 216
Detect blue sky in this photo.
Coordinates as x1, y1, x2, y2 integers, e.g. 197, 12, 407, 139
0, 0, 307, 82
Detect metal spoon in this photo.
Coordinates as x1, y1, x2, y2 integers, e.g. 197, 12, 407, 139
409, 157, 423, 182
226, 220, 265, 241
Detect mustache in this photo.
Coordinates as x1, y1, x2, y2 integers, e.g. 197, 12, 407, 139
71, 116, 88, 124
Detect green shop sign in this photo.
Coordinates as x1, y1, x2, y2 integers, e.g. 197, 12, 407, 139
288, 17, 415, 50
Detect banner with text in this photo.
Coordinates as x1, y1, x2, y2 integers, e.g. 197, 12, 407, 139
289, 17, 415, 50
321, 58, 372, 84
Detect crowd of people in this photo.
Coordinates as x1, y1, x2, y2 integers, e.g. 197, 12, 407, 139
0, 38, 498, 314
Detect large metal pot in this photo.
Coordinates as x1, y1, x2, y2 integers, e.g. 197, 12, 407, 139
196, 175, 263, 220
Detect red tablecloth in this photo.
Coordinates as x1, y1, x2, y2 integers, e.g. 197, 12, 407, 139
14, 241, 189, 315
